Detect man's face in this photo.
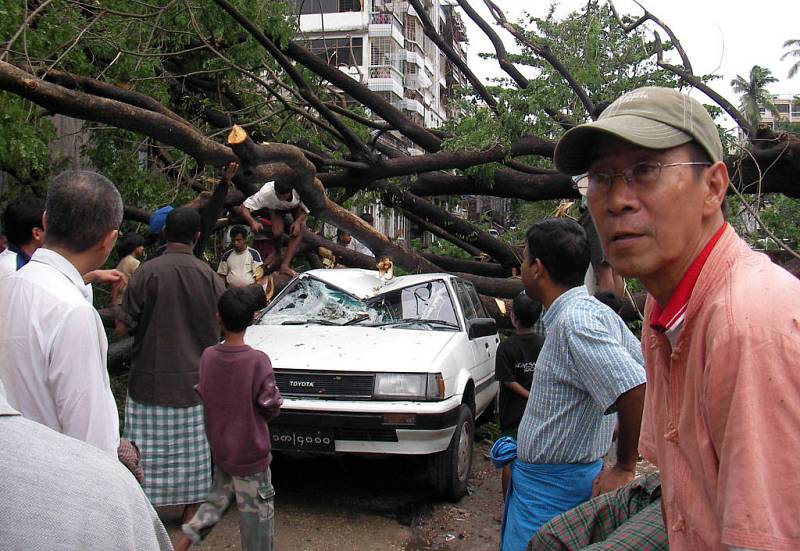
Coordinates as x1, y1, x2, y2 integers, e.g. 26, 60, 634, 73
276, 191, 293, 202
233, 234, 247, 252
337, 232, 352, 246
585, 139, 716, 293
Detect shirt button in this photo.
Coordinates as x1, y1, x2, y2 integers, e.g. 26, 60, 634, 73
671, 517, 685, 532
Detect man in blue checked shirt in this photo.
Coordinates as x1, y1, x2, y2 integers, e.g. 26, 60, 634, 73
499, 217, 646, 551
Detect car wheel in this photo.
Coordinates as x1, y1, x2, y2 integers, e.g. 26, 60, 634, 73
429, 404, 474, 501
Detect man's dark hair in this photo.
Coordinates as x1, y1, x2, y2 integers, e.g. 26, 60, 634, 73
45, 171, 123, 253
336, 228, 350, 238
512, 291, 542, 328
594, 290, 622, 313
165, 207, 200, 244
274, 180, 294, 196
230, 225, 248, 240
525, 218, 590, 288
359, 212, 374, 225
117, 233, 145, 258
2, 196, 45, 246
218, 286, 263, 332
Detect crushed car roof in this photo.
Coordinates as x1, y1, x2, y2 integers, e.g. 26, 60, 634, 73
300, 269, 456, 299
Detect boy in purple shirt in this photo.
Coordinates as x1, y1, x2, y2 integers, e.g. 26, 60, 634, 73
176, 286, 282, 551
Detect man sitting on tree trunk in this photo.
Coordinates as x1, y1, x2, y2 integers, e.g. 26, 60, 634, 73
237, 177, 308, 277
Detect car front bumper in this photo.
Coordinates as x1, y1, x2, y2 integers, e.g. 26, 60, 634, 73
271, 396, 462, 455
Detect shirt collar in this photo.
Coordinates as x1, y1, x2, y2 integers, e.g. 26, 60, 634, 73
542, 285, 588, 329
29, 248, 92, 301
650, 223, 728, 332
163, 243, 195, 255
8, 243, 32, 269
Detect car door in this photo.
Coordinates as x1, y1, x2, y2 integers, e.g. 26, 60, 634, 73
452, 279, 496, 403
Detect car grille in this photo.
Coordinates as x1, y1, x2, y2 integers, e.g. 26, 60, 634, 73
274, 370, 374, 399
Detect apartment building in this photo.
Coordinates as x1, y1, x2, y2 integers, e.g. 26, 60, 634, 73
294, 0, 471, 246
758, 94, 800, 129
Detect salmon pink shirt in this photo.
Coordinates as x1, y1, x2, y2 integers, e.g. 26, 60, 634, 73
639, 224, 800, 550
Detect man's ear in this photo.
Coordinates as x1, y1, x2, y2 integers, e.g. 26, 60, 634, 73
31, 226, 45, 245
532, 258, 546, 281
702, 161, 729, 218
101, 229, 119, 253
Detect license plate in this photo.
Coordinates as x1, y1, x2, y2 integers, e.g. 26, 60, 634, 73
270, 426, 335, 452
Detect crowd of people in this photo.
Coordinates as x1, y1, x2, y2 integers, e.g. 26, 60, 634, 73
1, 85, 799, 551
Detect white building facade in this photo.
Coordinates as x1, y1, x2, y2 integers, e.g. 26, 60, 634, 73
295, 0, 470, 247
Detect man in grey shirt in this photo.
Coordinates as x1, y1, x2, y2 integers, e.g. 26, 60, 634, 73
0, 379, 172, 550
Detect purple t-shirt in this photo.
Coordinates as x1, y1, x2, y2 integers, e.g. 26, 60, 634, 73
196, 344, 282, 476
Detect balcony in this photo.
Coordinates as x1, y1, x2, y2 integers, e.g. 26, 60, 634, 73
401, 97, 424, 116
369, 12, 404, 43
368, 64, 404, 96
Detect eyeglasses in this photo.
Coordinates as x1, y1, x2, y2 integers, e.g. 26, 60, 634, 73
577, 161, 711, 198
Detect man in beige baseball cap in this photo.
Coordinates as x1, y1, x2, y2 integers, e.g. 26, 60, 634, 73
545, 86, 800, 550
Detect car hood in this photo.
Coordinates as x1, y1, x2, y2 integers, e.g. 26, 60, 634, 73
245, 325, 458, 373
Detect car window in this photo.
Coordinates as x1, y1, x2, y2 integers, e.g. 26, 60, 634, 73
465, 282, 488, 318
365, 280, 459, 329
453, 280, 477, 320
259, 277, 364, 326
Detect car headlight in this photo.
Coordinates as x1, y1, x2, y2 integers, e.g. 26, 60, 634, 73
373, 373, 445, 400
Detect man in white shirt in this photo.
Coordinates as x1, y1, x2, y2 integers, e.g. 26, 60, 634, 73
0, 171, 123, 456
0, 196, 45, 278
237, 179, 309, 277
217, 226, 263, 287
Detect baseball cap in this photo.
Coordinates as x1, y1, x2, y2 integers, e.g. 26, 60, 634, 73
148, 205, 174, 235
554, 87, 723, 175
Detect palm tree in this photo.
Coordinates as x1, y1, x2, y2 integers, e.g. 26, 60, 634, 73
730, 65, 780, 126
781, 39, 800, 79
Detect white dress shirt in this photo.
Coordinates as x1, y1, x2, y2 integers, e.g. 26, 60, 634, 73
0, 248, 18, 279
0, 248, 119, 455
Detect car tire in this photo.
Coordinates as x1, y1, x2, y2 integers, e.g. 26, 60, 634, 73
429, 404, 474, 502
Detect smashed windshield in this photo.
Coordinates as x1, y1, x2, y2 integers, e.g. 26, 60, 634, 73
259, 276, 459, 331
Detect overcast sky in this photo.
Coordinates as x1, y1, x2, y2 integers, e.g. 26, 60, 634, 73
459, 0, 798, 124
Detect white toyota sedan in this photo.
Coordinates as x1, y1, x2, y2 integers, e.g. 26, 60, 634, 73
246, 268, 499, 500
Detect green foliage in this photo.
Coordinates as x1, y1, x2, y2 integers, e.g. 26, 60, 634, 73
728, 194, 800, 252
1, 0, 299, 212
0, 94, 59, 190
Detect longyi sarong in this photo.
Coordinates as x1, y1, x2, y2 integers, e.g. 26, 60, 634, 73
530, 473, 665, 551
501, 458, 602, 551
124, 394, 211, 506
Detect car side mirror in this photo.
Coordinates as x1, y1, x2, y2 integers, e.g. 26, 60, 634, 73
467, 317, 497, 339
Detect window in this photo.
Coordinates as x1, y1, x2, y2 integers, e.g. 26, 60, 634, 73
371, 37, 391, 66
465, 282, 488, 318
777, 103, 790, 114
339, 0, 361, 11
295, 0, 361, 14
404, 15, 419, 43
305, 37, 363, 66
453, 280, 477, 320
